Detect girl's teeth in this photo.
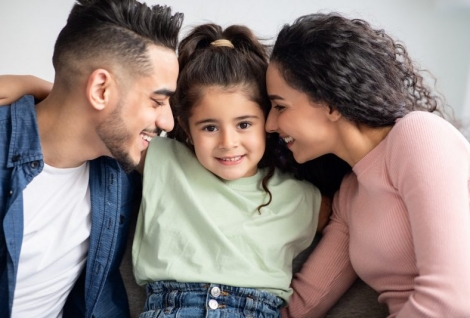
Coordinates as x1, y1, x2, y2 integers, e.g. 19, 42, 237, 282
222, 156, 242, 161
283, 137, 293, 143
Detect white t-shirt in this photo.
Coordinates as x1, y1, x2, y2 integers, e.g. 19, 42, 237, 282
11, 162, 91, 318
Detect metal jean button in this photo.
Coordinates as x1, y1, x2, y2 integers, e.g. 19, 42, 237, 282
208, 299, 218, 310
210, 286, 221, 298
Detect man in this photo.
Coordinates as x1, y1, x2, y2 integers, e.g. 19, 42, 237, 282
0, 0, 183, 316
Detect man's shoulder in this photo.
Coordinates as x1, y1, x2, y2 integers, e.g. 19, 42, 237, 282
0, 95, 36, 120
4, 95, 35, 108
0, 95, 39, 153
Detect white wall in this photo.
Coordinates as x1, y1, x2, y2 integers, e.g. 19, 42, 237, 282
1, 0, 469, 117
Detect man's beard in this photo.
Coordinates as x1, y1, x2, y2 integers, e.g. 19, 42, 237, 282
96, 104, 136, 173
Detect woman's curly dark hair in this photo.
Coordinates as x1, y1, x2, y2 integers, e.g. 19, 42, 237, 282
270, 12, 445, 127
268, 12, 452, 197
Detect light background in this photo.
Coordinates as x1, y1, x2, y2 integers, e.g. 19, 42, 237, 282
1, 0, 469, 118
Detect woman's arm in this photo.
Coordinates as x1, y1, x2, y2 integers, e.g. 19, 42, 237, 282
316, 195, 332, 233
390, 113, 470, 317
283, 187, 357, 318
0, 75, 52, 105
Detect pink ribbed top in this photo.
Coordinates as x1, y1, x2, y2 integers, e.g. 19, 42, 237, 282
284, 111, 470, 317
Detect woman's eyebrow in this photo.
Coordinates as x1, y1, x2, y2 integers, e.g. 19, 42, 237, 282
268, 94, 284, 101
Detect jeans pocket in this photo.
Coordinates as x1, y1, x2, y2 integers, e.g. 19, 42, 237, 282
139, 309, 165, 318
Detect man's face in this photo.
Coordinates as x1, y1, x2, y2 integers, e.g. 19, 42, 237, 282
97, 46, 178, 172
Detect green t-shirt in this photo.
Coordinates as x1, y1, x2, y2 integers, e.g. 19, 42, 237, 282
133, 137, 321, 302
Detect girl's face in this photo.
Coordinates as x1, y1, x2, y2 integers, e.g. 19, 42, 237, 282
187, 86, 266, 181
265, 64, 339, 164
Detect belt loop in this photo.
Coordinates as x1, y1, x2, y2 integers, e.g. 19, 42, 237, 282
243, 296, 256, 316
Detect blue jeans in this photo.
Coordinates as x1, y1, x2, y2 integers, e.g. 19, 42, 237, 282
139, 281, 284, 318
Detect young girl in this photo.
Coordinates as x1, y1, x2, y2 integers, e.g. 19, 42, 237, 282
0, 24, 330, 317
133, 23, 325, 318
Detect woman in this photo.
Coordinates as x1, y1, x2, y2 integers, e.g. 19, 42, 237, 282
265, 12, 470, 317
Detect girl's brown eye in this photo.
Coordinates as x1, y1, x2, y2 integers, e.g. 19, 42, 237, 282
203, 125, 217, 132
238, 122, 251, 129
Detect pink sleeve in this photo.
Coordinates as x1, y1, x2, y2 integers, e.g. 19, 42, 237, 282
389, 113, 470, 317
284, 180, 357, 318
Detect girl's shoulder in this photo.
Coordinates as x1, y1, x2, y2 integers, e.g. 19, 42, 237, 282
145, 137, 199, 173
148, 136, 193, 158
271, 168, 321, 197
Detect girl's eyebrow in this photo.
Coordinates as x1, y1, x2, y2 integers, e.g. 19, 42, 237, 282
194, 115, 259, 126
194, 118, 217, 126
235, 115, 259, 121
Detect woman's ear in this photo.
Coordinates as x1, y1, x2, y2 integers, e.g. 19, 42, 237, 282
326, 105, 342, 122
86, 69, 113, 111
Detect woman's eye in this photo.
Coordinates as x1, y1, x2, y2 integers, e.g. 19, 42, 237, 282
238, 122, 252, 129
273, 105, 285, 111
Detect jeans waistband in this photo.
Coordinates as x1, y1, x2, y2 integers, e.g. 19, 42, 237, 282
146, 281, 284, 309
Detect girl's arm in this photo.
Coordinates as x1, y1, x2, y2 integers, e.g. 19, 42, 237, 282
0, 75, 52, 105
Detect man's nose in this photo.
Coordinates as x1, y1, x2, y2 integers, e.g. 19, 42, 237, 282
156, 104, 174, 133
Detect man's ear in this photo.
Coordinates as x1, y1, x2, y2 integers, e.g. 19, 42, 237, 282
86, 69, 113, 111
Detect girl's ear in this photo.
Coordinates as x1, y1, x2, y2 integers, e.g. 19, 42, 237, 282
86, 69, 113, 111
177, 116, 193, 145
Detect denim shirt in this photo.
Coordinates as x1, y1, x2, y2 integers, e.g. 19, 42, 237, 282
0, 96, 140, 317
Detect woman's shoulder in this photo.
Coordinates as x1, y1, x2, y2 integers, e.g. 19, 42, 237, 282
387, 111, 469, 151
392, 111, 457, 138
384, 111, 470, 178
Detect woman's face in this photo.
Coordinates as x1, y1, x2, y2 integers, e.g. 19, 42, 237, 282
265, 63, 339, 164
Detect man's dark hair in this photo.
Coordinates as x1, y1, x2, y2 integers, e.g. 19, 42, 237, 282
52, 0, 183, 86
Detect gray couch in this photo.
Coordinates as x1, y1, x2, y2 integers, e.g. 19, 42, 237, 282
120, 214, 389, 317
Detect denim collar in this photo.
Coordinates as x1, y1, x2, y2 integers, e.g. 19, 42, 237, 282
7, 95, 43, 168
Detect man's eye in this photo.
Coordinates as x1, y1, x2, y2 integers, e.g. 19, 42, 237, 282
273, 105, 285, 111
152, 99, 165, 107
